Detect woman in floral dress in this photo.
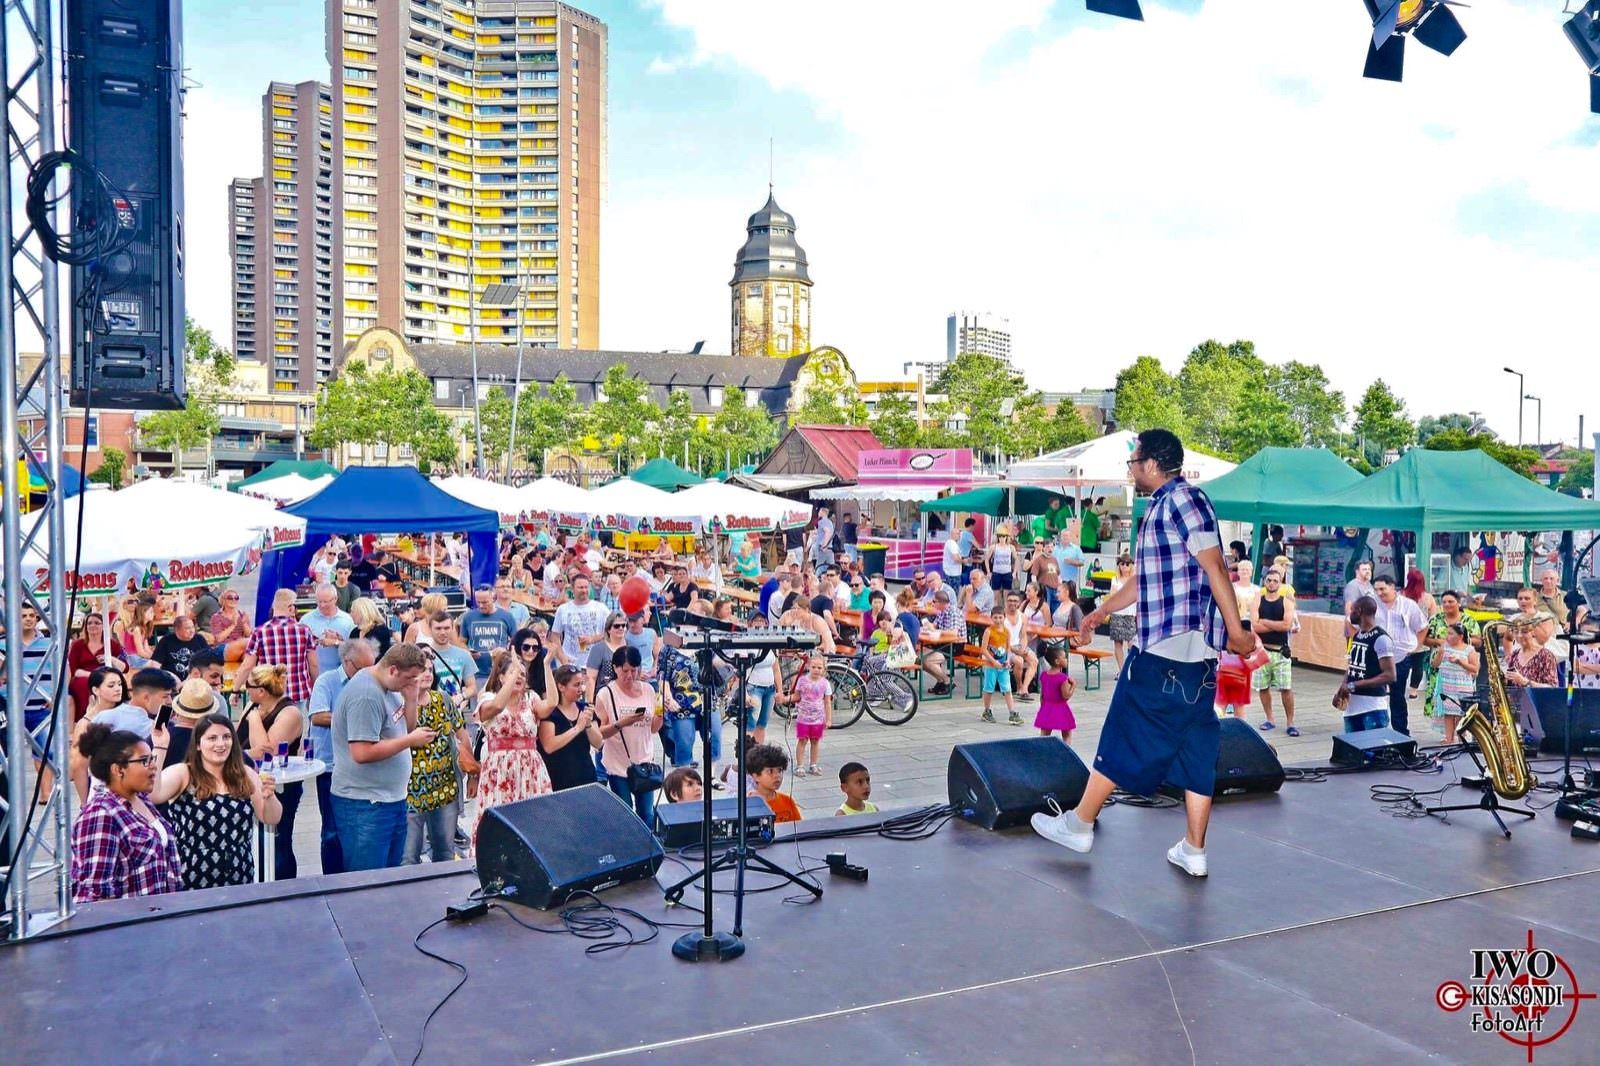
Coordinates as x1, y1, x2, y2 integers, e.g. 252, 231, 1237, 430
473, 648, 553, 843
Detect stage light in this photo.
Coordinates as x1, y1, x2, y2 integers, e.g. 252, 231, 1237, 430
1362, 0, 1468, 83
1087, 0, 1143, 21
1564, 0, 1600, 114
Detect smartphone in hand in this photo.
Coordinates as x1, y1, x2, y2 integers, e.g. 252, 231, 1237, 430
154, 703, 174, 731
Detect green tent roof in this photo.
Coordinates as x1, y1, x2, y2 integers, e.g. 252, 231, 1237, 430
231, 459, 340, 492
630, 457, 705, 491
919, 485, 1072, 517
1253, 448, 1600, 532
1133, 447, 1363, 521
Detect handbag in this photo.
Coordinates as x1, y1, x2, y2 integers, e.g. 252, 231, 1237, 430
604, 687, 663, 795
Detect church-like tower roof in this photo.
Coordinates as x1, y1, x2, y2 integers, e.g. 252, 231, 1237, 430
730, 191, 811, 286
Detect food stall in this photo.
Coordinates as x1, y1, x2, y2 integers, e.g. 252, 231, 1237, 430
812, 448, 980, 580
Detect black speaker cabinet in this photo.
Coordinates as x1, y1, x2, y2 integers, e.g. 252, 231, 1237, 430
1530, 688, 1600, 755
1331, 727, 1418, 767
1162, 717, 1285, 798
948, 737, 1090, 830
476, 784, 664, 909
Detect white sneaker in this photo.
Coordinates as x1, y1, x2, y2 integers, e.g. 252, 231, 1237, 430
1167, 840, 1208, 877
1030, 798, 1093, 853
808, 764, 823, 777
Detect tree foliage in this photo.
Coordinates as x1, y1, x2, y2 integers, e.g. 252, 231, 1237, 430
792, 353, 869, 427
1222, 375, 1302, 458
308, 362, 456, 465
1423, 429, 1541, 478
870, 391, 921, 448
518, 373, 581, 470
1176, 340, 1264, 454
586, 363, 656, 466
1266, 361, 1345, 448
1417, 412, 1478, 445
1113, 355, 1188, 439
89, 446, 127, 487
1352, 379, 1415, 460
1557, 450, 1594, 495
703, 385, 779, 470
473, 386, 514, 468
138, 319, 237, 472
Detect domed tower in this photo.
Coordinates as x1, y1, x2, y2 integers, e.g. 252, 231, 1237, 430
730, 191, 812, 357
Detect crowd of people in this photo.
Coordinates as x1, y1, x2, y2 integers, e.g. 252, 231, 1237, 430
7, 463, 1596, 907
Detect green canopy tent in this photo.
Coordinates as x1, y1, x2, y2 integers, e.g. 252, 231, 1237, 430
1250, 449, 1600, 585
629, 457, 705, 491
1133, 447, 1367, 560
918, 485, 1073, 518
230, 459, 340, 493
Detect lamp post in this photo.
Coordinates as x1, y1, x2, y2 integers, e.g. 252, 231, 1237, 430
1524, 394, 1542, 451
1502, 367, 1524, 445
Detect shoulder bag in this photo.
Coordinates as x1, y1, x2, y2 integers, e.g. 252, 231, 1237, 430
603, 685, 662, 795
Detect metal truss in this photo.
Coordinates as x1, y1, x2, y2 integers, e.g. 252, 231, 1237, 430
1, 0, 71, 939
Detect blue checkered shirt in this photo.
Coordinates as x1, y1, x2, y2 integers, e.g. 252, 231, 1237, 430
1136, 477, 1228, 654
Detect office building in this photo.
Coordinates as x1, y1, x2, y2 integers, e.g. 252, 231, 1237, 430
946, 310, 1012, 367
228, 178, 260, 361
328, 0, 606, 350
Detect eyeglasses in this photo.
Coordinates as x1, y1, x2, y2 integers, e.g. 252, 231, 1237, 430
516, 642, 534, 651
609, 623, 625, 630
1126, 456, 1146, 468
121, 754, 158, 768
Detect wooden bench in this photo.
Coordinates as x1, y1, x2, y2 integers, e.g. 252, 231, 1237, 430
1071, 647, 1114, 690
954, 643, 987, 700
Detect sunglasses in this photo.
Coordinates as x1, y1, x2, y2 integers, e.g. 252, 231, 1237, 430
517, 642, 535, 651
609, 623, 624, 630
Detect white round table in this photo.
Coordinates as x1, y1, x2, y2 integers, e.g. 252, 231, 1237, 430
256, 756, 326, 883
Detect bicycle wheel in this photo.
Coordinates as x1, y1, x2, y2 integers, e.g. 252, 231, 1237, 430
826, 663, 867, 729
864, 670, 919, 726
774, 656, 800, 720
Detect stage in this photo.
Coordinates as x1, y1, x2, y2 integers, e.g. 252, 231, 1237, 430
4, 765, 1600, 1065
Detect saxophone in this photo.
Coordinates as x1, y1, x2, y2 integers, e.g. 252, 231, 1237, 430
1457, 622, 1533, 800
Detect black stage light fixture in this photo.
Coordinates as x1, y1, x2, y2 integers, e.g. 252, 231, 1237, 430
1087, 0, 1143, 22
1363, 0, 1468, 83
1564, 0, 1600, 114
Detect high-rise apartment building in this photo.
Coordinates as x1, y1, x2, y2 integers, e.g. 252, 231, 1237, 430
946, 310, 1012, 367
228, 178, 260, 361
328, 0, 606, 350
229, 81, 338, 390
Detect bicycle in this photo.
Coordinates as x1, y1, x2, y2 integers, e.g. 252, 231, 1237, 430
773, 652, 918, 728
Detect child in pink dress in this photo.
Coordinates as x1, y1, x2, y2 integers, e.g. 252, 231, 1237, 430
1034, 645, 1077, 743
785, 653, 833, 777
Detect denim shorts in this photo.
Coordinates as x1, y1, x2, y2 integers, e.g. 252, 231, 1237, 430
747, 684, 776, 729
1092, 650, 1220, 797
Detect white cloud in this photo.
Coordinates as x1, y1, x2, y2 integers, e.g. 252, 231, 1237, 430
619, 0, 1600, 444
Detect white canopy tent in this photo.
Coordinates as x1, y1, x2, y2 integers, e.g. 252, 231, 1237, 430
674, 481, 810, 532
432, 475, 528, 528
1006, 431, 1236, 489
583, 478, 702, 535
238, 472, 333, 505
517, 476, 595, 529
11, 482, 309, 598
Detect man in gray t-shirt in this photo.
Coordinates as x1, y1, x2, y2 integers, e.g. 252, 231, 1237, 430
329, 644, 433, 871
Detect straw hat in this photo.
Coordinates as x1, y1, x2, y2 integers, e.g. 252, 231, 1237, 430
174, 677, 221, 716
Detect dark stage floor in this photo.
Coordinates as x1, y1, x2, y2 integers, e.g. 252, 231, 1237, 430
5, 766, 1600, 1065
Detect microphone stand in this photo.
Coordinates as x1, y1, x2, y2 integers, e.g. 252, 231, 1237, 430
1559, 589, 1598, 800
665, 627, 821, 963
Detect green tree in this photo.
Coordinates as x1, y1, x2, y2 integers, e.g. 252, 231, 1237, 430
791, 363, 868, 426
1424, 428, 1541, 478
1352, 379, 1415, 460
308, 362, 457, 466
89, 446, 127, 487
1044, 400, 1095, 451
929, 352, 1030, 455
870, 391, 921, 449
1112, 355, 1188, 437
1417, 412, 1477, 445
1222, 376, 1301, 459
1557, 449, 1594, 495
518, 374, 581, 470
588, 363, 656, 467
1177, 340, 1265, 453
652, 389, 698, 466
1266, 361, 1346, 448
473, 386, 513, 468
138, 319, 237, 473
702, 385, 779, 471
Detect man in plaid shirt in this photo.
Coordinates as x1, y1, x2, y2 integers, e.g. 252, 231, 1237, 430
233, 588, 320, 703
1033, 429, 1250, 878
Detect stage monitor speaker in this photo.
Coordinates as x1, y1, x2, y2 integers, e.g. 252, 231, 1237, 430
66, 0, 186, 410
655, 794, 776, 849
1331, 727, 1418, 767
947, 737, 1089, 830
1530, 688, 1600, 756
476, 784, 664, 909
1162, 718, 1285, 798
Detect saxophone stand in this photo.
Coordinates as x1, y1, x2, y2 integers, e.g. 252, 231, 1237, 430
1425, 697, 1535, 838
665, 628, 821, 963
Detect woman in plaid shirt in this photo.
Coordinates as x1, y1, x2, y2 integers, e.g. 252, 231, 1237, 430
71, 722, 183, 903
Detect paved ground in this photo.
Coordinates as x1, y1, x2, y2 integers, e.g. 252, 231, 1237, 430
273, 637, 1452, 871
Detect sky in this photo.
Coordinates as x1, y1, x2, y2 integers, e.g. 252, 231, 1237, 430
183, 0, 1600, 447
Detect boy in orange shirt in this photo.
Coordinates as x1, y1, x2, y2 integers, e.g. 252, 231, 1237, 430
980, 605, 1021, 726
747, 743, 802, 822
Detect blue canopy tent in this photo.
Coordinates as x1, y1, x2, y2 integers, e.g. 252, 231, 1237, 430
254, 466, 500, 621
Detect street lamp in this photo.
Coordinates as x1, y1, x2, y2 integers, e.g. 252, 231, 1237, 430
1503, 367, 1524, 445
1524, 394, 1542, 451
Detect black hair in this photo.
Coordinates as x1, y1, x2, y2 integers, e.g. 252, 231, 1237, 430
964, 517, 976, 528
838, 761, 868, 783
663, 766, 702, 802
189, 648, 224, 672
1372, 574, 1395, 588
1351, 594, 1378, 621
868, 589, 886, 607
77, 722, 145, 783
1269, 525, 1284, 539
746, 743, 789, 775
611, 644, 644, 669
130, 667, 178, 694
1134, 428, 1184, 475
87, 665, 126, 701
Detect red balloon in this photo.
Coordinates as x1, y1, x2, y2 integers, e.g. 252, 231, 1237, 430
618, 575, 651, 616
